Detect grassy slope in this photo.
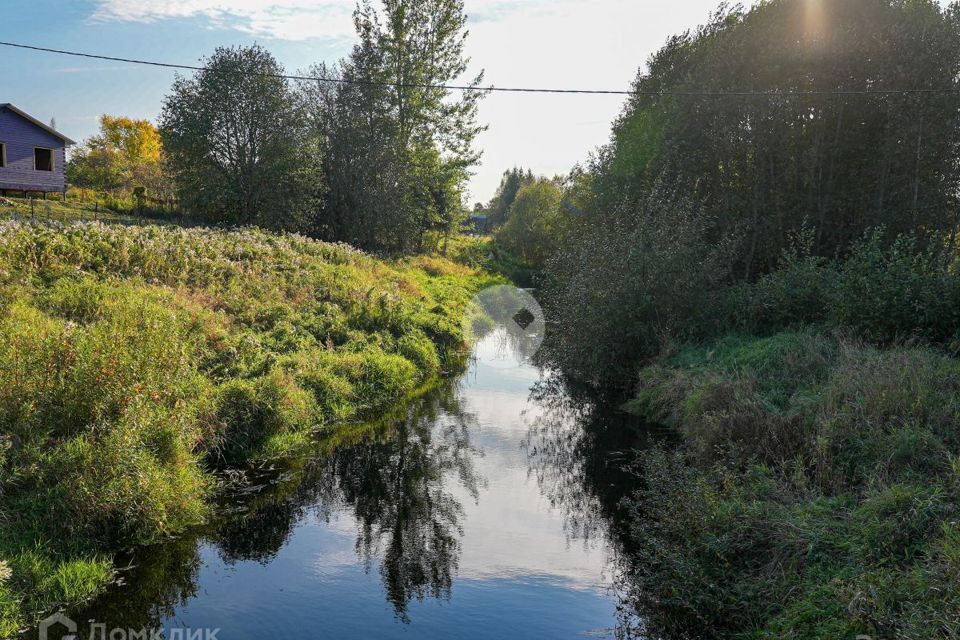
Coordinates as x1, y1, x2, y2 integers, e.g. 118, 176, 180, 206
0, 220, 497, 635
623, 330, 960, 638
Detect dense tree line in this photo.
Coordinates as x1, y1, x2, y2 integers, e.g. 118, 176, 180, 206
158, 0, 484, 252
534, 0, 960, 385
594, 0, 960, 278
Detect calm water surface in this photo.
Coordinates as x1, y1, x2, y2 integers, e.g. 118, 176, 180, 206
56, 328, 642, 639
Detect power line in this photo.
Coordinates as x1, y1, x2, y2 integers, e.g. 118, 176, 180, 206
2, 40, 959, 97
0, 41, 627, 94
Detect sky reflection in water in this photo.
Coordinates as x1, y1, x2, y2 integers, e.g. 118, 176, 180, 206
61, 327, 632, 639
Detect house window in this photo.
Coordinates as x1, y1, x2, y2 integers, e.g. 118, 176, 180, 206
34, 147, 53, 172
0, 142, 5, 168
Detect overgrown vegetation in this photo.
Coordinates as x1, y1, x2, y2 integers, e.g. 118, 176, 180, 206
623, 331, 960, 638
607, 187, 960, 639
0, 220, 494, 634
507, 0, 960, 635
530, 0, 960, 384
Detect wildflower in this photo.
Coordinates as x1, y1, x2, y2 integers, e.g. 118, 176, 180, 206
0, 561, 11, 584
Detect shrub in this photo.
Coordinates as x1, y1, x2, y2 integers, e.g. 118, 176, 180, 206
726, 227, 837, 333
214, 371, 317, 463
832, 230, 960, 346
625, 332, 960, 638
397, 330, 442, 374
540, 186, 736, 386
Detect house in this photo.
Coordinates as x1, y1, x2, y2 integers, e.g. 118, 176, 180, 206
467, 212, 489, 234
0, 103, 74, 198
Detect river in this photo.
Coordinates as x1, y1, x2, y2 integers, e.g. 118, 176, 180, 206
46, 327, 644, 639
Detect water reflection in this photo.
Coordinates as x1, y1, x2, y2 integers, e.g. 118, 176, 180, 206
523, 375, 670, 638
215, 383, 482, 621
51, 328, 634, 639
319, 386, 480, 619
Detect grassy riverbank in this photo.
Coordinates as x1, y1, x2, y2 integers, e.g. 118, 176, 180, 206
622, 330, 960, 638
0, 220, 496, 634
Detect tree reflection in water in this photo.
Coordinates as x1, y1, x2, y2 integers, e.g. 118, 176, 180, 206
70, 377, 481, 628
523, 373, 669, 639
66, 348, 655, 637
321, 382, 481, 620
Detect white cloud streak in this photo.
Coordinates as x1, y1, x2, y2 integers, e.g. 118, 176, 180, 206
89, 0, 569, 41
90, 0, 357, 40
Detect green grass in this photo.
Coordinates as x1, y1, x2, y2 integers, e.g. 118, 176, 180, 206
0, 219, 497, 633
0, 195, 143, 225
441, 234, 538, 287
623, 330, 960, 639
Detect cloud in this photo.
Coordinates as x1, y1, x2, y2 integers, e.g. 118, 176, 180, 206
90, 1, 357, 40
89, 0, 573, 41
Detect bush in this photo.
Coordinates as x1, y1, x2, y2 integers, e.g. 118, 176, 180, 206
624, 332, 960, 638
832, 230, 960, 346
540, 185, 735, 386
214, 371, 317, 463
721, 228, 960, 351
726, 227, 837, 333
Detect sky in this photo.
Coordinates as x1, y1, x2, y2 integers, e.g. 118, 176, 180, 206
1, 0, 727, 202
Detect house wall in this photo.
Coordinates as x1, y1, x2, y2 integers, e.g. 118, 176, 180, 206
0, 108, 67, 193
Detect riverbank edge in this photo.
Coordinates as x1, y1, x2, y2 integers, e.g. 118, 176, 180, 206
0, 221, 503, 637
617, 328, 960, 638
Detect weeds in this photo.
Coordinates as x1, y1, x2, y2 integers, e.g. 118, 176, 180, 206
624, 331, 960, 638
0, 219, 495, 632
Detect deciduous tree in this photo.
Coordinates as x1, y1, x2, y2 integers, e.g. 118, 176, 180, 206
160, 45, 319, 227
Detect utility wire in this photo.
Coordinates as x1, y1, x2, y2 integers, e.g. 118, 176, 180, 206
2, 40, 960, 97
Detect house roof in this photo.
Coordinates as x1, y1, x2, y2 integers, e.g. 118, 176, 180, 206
0, 103, 76, 145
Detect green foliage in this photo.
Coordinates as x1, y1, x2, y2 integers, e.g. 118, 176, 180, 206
833, 230, 960, 346
725, 227, 837, 333
300, 0, 485, 253
495, 178, 569, 271
540, 185, 736, 385
214, 371, 316, 464
724, 228, 960, 350
483, 167, 535, 227
624, 332, 960, 638
160, 45, 319, 228
0, 219, 490, 631
540, 0, 960, 389
596, 0, 960, 276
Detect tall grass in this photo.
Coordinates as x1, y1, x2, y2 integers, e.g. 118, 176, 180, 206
623, 331, 960, 638
0, 220, 495, 634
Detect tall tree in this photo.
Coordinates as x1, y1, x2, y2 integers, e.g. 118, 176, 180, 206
485, 167, 535, 227
160, 45, 319, 227
593, 0, 960, 277
540, 0, 960, 386
496, 178, 568, 269
304, 0, 486, 252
